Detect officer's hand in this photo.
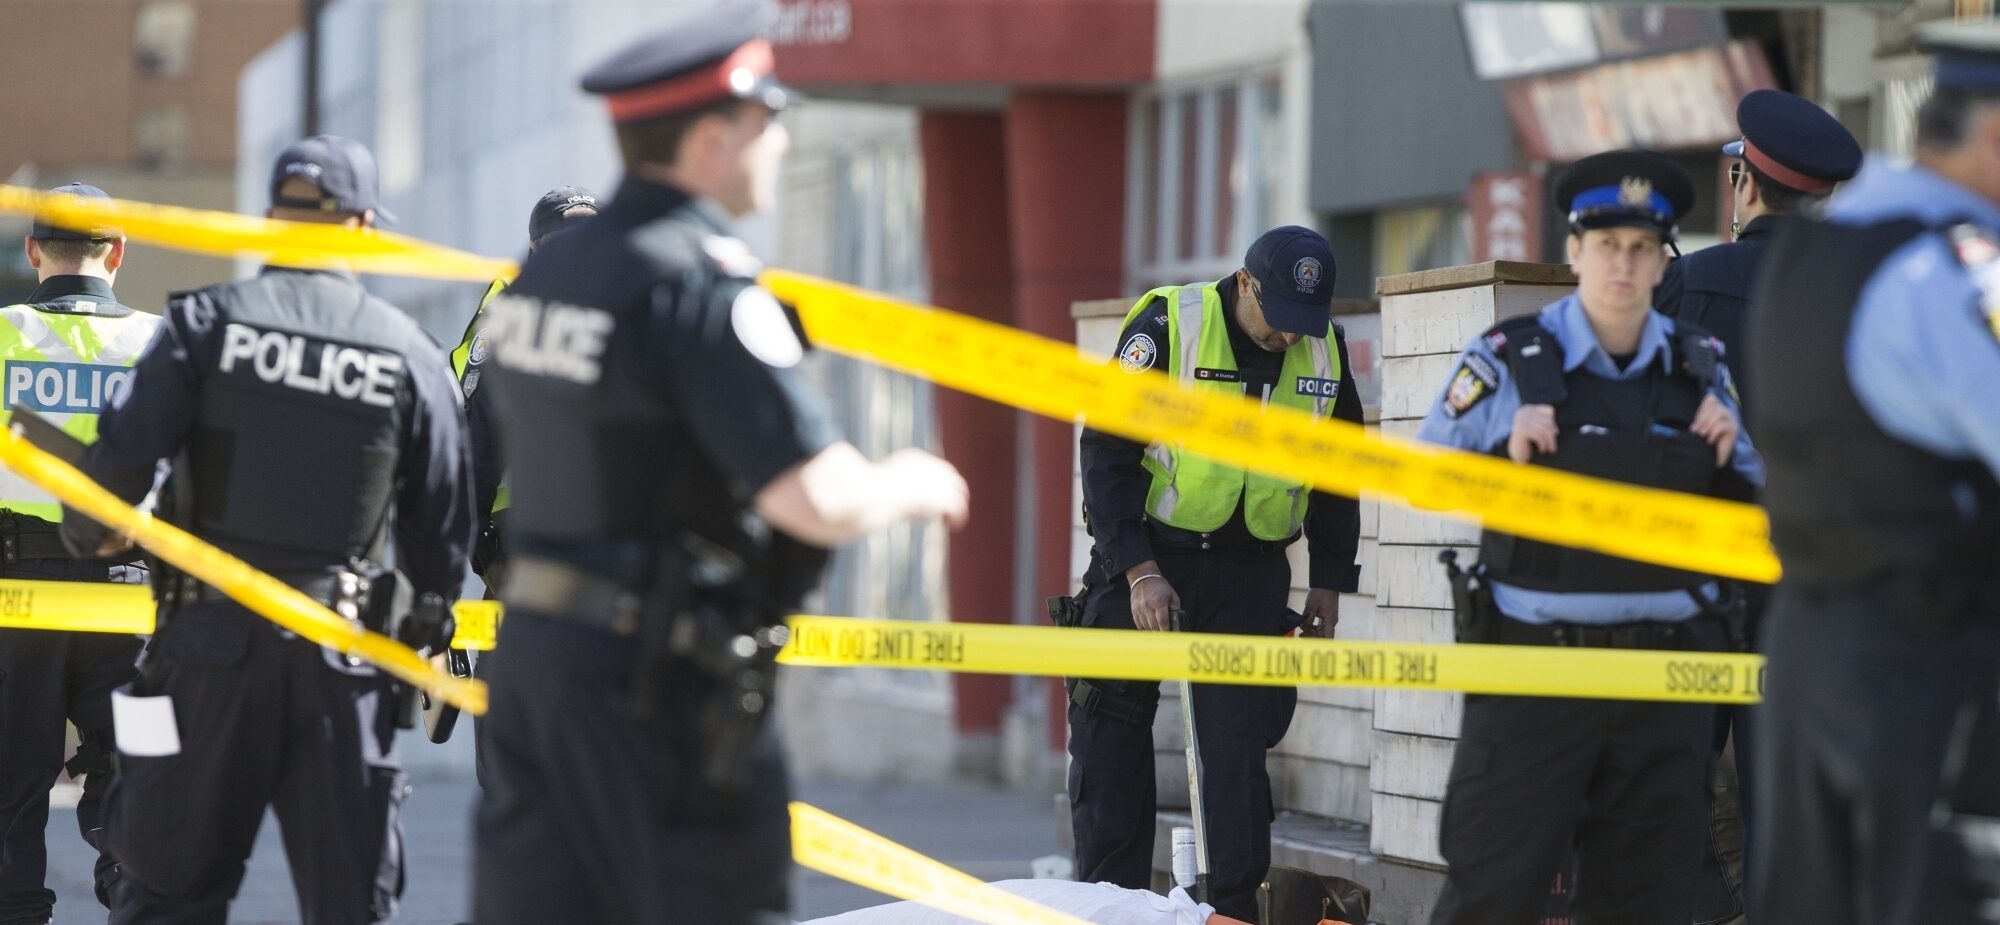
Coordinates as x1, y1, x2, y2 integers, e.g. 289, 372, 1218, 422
1508, 404, 1559, 463
884, 448, 971, 528
1303, 589, 1340, 638
1690, 394, 1739, 468
1125, 561, 1178, 632
96, 535, 135, 558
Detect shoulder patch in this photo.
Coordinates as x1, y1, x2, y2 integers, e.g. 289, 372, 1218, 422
1443, 353, 1500, 420
702, 234, 764, 279
1948, 225, 2000, 343
731, 286, 802, 369
1118, 333, 1158, 373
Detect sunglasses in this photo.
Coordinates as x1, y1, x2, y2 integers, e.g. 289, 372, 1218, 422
1728, 162, 1746, 188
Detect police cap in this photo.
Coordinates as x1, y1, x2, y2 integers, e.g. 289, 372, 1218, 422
1553, 149, 1695, 242
269, 134, 397, 224
1919, 19, 2000, 92
580, 2, 790, 124
30, 183, 119, 242
1720, 90, 1860, 195
1244, 225, 1337, 336
528, 186, 598, 244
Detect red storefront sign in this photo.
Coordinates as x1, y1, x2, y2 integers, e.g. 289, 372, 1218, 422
1468, 171, 1543, 263
1503, 40, 1778, 162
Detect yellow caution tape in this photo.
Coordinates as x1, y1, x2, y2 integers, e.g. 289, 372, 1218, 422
0, 579, 155, 634
0, 575, 502, 653
779, 616, 1765, 705
764, 271, 1778, 583
451, 600, 502, 651
1, 187, 1779, 580
0, 185, 516, 283
792, 802, 1096, 925
0, 429, 486, 714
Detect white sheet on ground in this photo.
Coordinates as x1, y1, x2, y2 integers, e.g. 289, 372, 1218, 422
802, 880, 1215, 925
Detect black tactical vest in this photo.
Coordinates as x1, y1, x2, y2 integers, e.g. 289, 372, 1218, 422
1478, 315, 1733, 593
1748, 217, 2000, 618
185, 270, 408, 562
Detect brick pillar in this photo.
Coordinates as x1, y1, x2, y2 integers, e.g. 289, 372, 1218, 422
920, 110, 1019, 736
1002, 91, 1129, 749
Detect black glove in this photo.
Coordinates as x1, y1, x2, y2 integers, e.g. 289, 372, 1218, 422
397, 592, 455, 653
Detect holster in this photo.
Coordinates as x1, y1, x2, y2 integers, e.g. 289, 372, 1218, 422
1687, 582, 1751, 652
634, 534, 787, 793
1440, 550, 1498, 644
1059, 545, 1160, 726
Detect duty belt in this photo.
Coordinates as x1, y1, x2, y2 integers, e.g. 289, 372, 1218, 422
1491, 614, 1721, 651
503, 555, 643, 636
188, 573, 342, 608
1146, 521, 1291, 556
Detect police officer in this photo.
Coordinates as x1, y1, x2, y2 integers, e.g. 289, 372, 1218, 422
1748, 24, 2000, 924
427, 187, 597, 752
1418, 150, 1762, 925
0, 183, 157, 925
60, 135, 473, 924
472, 6, 968, 922
1648, 89, 1860, 925
1071, 226, 1362, 921
1654, 89, 1862, 409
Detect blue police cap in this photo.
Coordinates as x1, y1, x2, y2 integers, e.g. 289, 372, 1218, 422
528, 186, 598, 244
1720, 90, 1860, 194
1920, 20, 2000, 92
269, 135, 397, 224
30, 183, 119, 242
1244, 225, 1336, 337
581, 2, 790, 124
1553, 150, 1695, 242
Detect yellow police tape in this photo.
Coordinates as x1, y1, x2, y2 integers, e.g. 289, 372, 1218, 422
3, 185, 1780, 581
791, 802, 1095, 925
779, 616, 1765, 705
0, 185, 516, 282
763, 271, 1778, 583
0, 428, 487, 714
0, 577, 505, 652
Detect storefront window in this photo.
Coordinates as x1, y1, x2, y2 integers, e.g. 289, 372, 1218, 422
1127, 71, 1288, 291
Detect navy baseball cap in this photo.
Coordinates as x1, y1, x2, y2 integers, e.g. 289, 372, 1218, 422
269, 134, 396, 224
30, 183, 119, 241
581, 1, 791, 124
1244, 226, 1337, 336
1554, 150, 1695, 242
528, 186, 598, 244
1720, 90, 1860, 195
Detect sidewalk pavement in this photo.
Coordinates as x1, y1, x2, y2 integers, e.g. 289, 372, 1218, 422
46, 734, 1062, 923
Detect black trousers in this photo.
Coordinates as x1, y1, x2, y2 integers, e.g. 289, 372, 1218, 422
0, 556, 134, 925
1752, 587, 2000, 925
106, 607, 407, 925
474, 612, 792, 925
1429, 631, 1717, 925
1067, 545, 1297, 922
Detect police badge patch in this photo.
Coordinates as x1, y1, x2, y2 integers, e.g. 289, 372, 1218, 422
1119, 333, 1158, 373
467, 331, 491, 366
1443, 354, 1500, 419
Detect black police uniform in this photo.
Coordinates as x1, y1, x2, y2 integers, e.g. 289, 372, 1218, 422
63, 137, 473, 924
0, 271, 145, 925
1072, 271, 1363, 920
1648, 89, 1860, 924
472, 10, 826, 921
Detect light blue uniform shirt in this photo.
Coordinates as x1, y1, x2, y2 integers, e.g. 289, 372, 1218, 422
1833, 161, 2000, 479
1416, 294, 1764, 625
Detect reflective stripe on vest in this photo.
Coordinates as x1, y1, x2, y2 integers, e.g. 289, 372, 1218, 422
0, 305, 160, 522
1130, 283, 1341, 539
454, 278, 511, 514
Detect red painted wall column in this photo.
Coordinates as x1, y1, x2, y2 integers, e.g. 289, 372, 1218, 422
920, 110, 1019, 736
1002, 92, 1129, 750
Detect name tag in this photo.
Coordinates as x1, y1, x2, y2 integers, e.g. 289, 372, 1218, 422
1193, 368, 1240, 383
3, 361, 133, 413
